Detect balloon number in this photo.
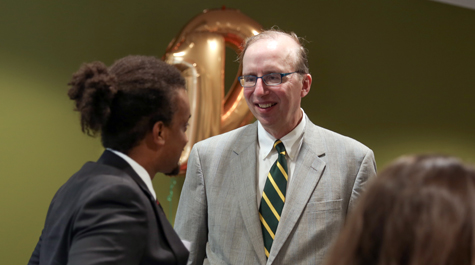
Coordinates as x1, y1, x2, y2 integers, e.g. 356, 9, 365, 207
163, 8, 262, 175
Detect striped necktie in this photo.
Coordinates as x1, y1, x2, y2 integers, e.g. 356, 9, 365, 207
259, 139, 288, 259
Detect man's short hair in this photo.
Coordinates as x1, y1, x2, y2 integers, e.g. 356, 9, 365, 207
239, 28, 310, 75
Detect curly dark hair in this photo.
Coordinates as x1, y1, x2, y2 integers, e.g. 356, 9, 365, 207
325, 154, 475, 265
67, 55, 185, 154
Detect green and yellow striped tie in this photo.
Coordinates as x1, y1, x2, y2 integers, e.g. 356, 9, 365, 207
259, 139, 288, 258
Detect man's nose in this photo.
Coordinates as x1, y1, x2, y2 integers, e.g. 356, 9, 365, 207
254, 78, 268, 96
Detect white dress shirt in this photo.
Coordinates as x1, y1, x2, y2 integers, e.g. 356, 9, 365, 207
107, 148, 157, 200
256, 109, 307, 206
107, 149, 192, 250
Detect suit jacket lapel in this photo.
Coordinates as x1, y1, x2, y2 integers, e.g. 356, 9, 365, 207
230, 123, 267, 265
152, 203, 190, 264
97, 150, 189, 264
268, 119, 327, 261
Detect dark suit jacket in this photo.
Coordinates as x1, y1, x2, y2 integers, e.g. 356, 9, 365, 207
28, 150, 189, 265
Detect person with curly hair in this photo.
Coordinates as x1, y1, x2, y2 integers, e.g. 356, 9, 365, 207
28, 55, 190, 265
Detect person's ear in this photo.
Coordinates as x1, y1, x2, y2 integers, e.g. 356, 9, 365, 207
301, 73, 312, 97
152, 121, 167, 145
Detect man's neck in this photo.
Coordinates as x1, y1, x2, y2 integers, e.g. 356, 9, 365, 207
264, 111, 303, 139
128, 145, 155, 180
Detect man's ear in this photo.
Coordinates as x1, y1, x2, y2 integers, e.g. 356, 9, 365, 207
301, 73, 312, 97
152, 121, 166, 145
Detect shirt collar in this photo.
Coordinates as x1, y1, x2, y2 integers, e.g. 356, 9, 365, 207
257, 109, 307, 161
106, 148, 157, 200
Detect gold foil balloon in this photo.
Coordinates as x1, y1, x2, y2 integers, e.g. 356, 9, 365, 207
163, 7, 262, 175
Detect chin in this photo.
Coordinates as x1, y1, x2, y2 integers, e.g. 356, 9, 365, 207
164, 165, 180, 176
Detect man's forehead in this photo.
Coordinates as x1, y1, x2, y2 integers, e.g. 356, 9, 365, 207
243, 38, 297, 70
245, 37, 298, 61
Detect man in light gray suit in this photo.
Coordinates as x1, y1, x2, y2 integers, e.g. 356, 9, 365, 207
175, 29, 377, 265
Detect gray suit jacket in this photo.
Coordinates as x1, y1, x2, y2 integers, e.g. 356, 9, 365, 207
175, 117, 377, 265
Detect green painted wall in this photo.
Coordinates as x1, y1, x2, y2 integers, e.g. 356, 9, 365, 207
1, 1, 474, 263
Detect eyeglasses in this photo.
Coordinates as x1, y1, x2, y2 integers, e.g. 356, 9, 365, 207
238, 72, 299, 88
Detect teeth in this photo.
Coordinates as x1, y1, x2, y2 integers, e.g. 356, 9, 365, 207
258, 103, 273, 108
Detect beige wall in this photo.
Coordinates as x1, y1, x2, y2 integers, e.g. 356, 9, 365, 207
1, 1, 474, 263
